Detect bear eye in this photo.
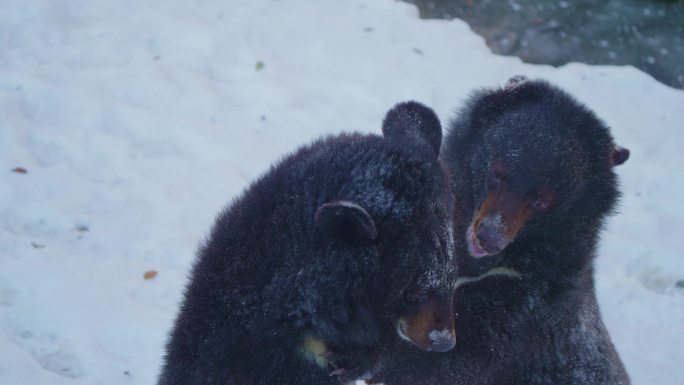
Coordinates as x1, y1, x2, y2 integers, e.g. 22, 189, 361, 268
486, 161, 508, 190
532, 200, 550, 212
403, 289, 428, 306
531, 192, 554, 212
531, 188, 554, 213
486, 169, 508, 191
486, 172, 501, 190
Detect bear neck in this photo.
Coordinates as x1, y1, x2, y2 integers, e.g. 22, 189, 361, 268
456, 208, 606, 295
503, 218, 600, 285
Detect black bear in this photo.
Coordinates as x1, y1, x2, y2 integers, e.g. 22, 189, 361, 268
375, 77, 631, 385
158, 101, 458, 385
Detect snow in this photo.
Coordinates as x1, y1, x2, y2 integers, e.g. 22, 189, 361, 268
0, 0, 682, 384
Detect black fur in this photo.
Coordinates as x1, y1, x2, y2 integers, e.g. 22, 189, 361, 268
376, 79, 631, 385
382, 101, 443, 157
158, 102, 456, 385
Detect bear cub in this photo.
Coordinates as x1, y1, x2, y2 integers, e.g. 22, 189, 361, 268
158, 101, 458, 385
377, 77, 631, 385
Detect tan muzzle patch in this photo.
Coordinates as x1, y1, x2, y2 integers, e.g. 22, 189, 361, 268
395, 296, 456, 352
467, 189, 532, 257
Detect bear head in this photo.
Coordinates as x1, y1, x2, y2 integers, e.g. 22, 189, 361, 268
310, 101, 457, 358
444, 77, 629, 259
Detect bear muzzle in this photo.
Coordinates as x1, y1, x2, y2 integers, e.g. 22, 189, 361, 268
467, 187, 532, 258
395, 295, 456, 352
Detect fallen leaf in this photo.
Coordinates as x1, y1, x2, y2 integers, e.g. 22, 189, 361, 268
144, 270, 158, 280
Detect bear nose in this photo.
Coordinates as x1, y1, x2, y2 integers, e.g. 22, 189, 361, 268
427, 329, 456, 352
476, 224, 507, 255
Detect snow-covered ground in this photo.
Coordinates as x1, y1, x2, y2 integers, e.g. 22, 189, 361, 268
0, 0, 682, 384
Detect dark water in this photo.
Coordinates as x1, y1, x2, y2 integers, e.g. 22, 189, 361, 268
404, 0, 684, 89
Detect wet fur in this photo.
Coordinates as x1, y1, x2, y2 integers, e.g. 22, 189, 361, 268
376, 79, 631, 385
158, 112, 456, 385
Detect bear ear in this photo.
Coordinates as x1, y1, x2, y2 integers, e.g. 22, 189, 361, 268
504, 75, 528, 90
314, 201, 378, 241
382, 101, 442, 157
610, 145, 630, 167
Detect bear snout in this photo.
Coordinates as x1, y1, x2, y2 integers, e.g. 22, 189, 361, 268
395, 295, 456, 353
427, 328, 456, 353
474, 220, 508, 255
468, 186, 533, 258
